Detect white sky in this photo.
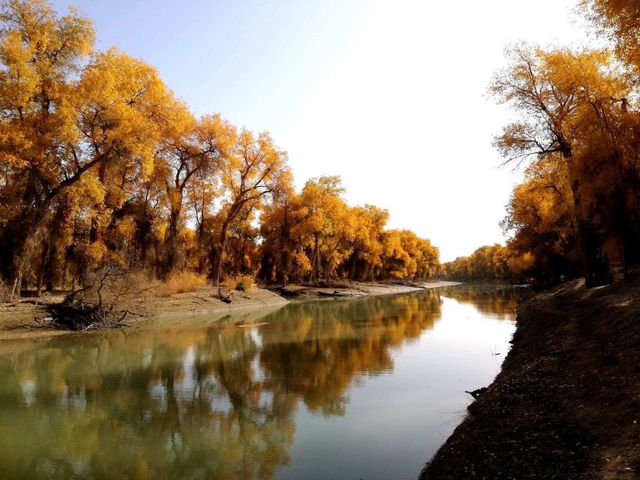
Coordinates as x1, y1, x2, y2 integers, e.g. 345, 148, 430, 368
54, 0, 595, 261
277, 0, 592, 261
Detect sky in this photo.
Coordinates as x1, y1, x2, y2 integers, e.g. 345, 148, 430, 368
52, 0, 594, 261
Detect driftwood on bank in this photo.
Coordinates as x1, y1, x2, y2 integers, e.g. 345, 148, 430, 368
35, 267, 142, 331
37, 297, 130, 331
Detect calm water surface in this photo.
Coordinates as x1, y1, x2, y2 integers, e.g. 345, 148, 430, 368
0, 285, 521, 480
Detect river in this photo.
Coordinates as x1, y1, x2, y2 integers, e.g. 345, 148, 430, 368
0, 285, 521, 480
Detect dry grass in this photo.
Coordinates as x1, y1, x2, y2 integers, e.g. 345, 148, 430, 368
158, 271, 207, 296
223, 274, 256, 292
0, 279, 10, 303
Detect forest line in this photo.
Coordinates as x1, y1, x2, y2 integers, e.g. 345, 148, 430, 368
2, 0, 639, 300
443, 0, 640, 287
0, 0, 439, 300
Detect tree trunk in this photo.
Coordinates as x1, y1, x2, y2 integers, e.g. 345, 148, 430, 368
8, 203, 50, 300
211, 220, 230, 286
566, 158, 610, 287
312, 233, 320, 284
279, 206, 291, 288
35, 240, 50, 297
154, 239, 161, 280
165, 204, 181, 277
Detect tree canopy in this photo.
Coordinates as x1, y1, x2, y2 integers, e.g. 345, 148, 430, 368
0, 0, 439, 298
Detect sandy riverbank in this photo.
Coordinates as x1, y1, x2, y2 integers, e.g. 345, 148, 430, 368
0, 280, 459, 342
275, 280, 459, 298
420, 277, 640, 479
0, 287, 289, 342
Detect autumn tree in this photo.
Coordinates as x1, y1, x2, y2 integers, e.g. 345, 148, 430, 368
0, 0, 186, 296
341, 205, 389, 281
0, 0, 94, 295
582, 0, 640, 69
381, 230, 439, 280
209, 129, 290, 286
258, 181, 303, 286
160, 114, 232, 274
295, 176, 353, 282
491, 45, 634, 285
502, 156, 578, 283
0, 0, 442, 296
259, 177, 439, 285
442, 245, 526, 282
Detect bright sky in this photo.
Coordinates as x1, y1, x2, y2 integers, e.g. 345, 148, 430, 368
53, 0, 593, 261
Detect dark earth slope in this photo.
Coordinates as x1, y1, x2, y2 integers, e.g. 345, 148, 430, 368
420, 278, 640, 479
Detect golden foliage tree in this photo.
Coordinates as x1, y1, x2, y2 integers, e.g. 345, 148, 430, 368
0, 0, 441, 298
491, 44, 638, 285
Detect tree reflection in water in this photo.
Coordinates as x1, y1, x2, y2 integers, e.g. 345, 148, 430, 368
0, 286, 519, 479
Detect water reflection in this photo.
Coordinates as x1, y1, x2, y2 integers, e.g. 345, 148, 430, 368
439, 284, 527, 318
0, 286, 520, 480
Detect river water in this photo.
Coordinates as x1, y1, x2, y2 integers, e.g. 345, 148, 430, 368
0, 285, 521, 480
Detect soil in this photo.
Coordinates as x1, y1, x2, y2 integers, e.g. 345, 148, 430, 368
420, 277, 640, 479
0, 280, 459, 341
0, 287, 288, 341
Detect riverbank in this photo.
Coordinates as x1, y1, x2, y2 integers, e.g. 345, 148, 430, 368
420, 277, 640, 479
0, 280, 458, 341
274, 280, 459, 298
0, 286, 289, 341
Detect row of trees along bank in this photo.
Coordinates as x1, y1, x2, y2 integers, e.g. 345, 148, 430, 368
445, 0, 640, 287
0, 0, 440, 299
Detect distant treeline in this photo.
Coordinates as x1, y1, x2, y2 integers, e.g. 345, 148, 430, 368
445, 0, 640, 286
0, 0, 439, 299
441, 245, 530, 283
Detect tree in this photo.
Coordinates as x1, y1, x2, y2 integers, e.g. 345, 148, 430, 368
0, 0, 184, 296
259, 182, 302, 286
0, 0, 94, 296
342, 205, 388, 281
491, 45, 631, 285
582, 0, 640, 70
0, 0, 442, 295
160, 114, 232, 274
502, 156, 577, 283
209, 129, 290, 286
296, 176, 352, 282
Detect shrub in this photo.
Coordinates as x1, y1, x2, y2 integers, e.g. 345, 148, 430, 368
224, 274, 256, 292
39, 268, 149, 331
159, 271, 207, 296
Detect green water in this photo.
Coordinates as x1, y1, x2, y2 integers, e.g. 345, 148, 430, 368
0, 285, 521, 480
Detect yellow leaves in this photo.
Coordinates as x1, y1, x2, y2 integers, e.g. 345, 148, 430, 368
196, 114, 235, 152
581, 0, 640, 70
75, 48, 183, 182
167, 189, 182, 212
57, 7, 95, 58
0, 1, 444, 286
493, 34, 640, 281
444, 244, 515, 280
260, 175, 438, 282
508, 252, 535, 273
0, 31, 38, 109
74, 173, 106, 206
84, 241, 108, 265
0, 123, 31, 168
380, 230, 438, 279
115, 217, 135, 239
491, 43, 630, 167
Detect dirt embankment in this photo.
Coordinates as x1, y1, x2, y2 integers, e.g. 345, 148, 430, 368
0, 280, 458, 341
0, 287, 288, 341
420, 278, 640, 479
